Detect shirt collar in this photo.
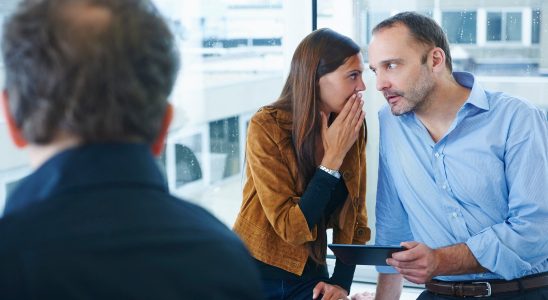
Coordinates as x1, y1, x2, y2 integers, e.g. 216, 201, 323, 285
4, 143, 167, 216
453, 71, 490, 111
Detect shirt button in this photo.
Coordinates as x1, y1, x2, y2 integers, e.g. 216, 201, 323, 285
452, 212, 458, 218
434, 152, 440, 158
442, 184, 447, 189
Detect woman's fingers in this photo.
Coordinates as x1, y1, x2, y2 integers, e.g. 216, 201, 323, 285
333, 93, 359, 125
321, 93, 365, 163
354, 110, 365, 133
350, 99, 364, 130
320, 111, 328, 137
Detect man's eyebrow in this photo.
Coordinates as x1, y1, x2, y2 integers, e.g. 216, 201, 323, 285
370, 58, 404, 70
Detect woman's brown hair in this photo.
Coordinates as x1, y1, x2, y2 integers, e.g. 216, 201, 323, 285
271, 28, 361, 264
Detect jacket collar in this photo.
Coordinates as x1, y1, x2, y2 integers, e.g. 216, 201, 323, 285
4, 143, 167, 216
261, 106, 293, 131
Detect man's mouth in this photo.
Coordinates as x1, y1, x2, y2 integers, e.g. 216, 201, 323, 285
385, 93, 402, 105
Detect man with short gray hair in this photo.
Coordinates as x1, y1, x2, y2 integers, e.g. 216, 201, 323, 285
0, 0, 263, 298
354, 11, 548, 300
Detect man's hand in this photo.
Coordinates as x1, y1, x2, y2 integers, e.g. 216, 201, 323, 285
387, 242, 487, 284
387, 241, 439, 284
312, 281, 349, 300
354, 273, 402, 300
350, 291, 375, 300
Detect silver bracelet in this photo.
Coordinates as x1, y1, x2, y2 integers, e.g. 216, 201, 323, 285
318, 165, 341, 179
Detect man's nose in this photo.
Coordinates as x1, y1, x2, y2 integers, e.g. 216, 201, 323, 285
375, 71, 390, 91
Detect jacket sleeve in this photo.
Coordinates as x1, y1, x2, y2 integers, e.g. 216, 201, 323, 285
245, 115, 316, 245
300, 169, 341, 230
329, 258, 356, 293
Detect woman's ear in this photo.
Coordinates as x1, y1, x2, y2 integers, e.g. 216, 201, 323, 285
151, 103, 173, 156
1, 90, 28, 148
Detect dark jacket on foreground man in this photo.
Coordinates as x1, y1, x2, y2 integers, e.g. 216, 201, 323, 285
0, 143, 263, 299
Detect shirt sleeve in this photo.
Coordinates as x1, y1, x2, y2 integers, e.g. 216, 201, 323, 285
299, 169, 340, 230
466, 107, 548, 280
375, 143, 414, 274
328, 258, 356, 294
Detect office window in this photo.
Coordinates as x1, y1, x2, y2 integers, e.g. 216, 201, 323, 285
209, 116, 240, 179
532, 9, 541, 44
506, 12, 522, 41
152, 0, 287, 218
487, 11, 522, 42
487, 12, 503, 41
172, 134, 203, 187
442, 11, 477, 44
365, 12, 390, 44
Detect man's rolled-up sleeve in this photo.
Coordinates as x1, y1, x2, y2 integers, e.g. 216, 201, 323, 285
466, 109, 548, 279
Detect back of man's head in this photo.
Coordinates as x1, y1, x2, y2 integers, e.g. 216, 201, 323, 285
373, 11, 452, 72
2, 0, 179, 145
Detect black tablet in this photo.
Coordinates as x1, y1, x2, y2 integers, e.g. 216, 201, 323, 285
328, 244, 405, 266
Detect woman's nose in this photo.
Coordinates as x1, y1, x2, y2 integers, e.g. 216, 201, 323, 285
356, 77, 366, 92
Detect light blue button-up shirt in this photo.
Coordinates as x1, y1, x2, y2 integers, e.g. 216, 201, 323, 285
375, 72, 548, 281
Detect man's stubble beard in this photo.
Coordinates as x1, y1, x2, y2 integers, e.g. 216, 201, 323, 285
391, 65, 435, 116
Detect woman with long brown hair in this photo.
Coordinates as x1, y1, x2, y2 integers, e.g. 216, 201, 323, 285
233, 28, 370, 300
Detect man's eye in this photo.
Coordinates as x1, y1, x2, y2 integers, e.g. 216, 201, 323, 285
387, 63, 397, 70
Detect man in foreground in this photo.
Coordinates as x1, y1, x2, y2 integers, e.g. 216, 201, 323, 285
0, 0, 263, 298
355, 11, 548, 300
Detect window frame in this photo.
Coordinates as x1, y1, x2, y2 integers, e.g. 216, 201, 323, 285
484, 8, 527, 45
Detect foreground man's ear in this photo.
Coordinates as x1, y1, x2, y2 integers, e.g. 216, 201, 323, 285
151, 103, 173, 157
1, 90, 27, 148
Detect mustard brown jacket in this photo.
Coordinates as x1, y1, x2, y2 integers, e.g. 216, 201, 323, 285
233, 106, 370, 275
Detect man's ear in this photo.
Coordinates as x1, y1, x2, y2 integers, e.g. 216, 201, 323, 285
151, 103, 173, 157
431, 47, 446, 72
1, 90, 27, 148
